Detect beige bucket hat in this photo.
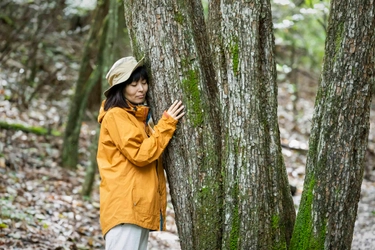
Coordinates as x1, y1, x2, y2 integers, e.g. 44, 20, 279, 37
104, 56, 144, 97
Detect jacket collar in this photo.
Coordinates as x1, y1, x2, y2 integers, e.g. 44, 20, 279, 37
125, 100, 150, 123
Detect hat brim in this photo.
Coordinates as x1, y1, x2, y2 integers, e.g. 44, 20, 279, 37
103, 57, 144, 97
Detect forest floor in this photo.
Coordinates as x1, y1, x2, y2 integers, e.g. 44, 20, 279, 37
1, 70, 375, 249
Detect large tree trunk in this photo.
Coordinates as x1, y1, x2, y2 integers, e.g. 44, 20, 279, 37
124, 1, 223, 248
124, 0, 295, 249
290, 0, 375, 249
208, 1, 296, 248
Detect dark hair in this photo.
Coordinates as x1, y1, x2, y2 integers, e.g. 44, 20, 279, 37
104, 66, 149, 111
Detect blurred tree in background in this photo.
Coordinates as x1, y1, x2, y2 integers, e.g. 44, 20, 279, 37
272, 0, 330, 118
0, 0, 94, 110
273, 0, 329, 73
61, 0, 109, 170
0, 0, 131, 169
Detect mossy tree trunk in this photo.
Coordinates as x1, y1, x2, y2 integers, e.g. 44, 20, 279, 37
61, 1, 109, 170
208, 1, 296, 249
290, 1, 375, 249
124, 0, 295, 249
124, 1, 223, 248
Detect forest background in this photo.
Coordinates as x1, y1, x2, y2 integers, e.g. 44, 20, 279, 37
0, 0, 374, 249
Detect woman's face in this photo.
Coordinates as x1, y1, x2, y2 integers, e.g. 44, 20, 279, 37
124, 78, 148, 104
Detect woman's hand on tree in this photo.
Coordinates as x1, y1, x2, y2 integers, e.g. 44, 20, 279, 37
166, 100, 185, 121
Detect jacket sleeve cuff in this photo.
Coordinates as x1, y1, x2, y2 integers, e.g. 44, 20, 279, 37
163, 111, 170, 119
162, 111, 178, 125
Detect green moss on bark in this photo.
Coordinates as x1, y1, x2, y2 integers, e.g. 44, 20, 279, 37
194, 131, 222, 248
272, 214, 280, 229
291, 178, 315, 249
0, 121, 60, 136
181, 69, 203, 127
129, 33, 142, 59
333, 22, 344, 62
291, 177, 326, 250
271, 215, 288, 250
175, 11, 184, 25
230, 40, 240, 75
273, 241, 287, 250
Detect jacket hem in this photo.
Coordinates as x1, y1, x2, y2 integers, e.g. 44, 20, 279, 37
102, 219, 162, 237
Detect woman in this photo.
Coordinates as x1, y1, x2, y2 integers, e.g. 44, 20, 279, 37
96, 56, 184, 249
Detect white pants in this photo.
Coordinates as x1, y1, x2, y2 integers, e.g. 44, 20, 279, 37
105, 224, 149, 250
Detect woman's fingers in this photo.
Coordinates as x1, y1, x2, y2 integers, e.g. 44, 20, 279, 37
167, 100, 185, 120
174, 105, 185, 120
175, 111, 185, 120
167, 100, 179, 113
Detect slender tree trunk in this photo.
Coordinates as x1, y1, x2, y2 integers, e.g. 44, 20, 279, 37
291, 1, 375, 249
81, 128, 99, 197
61, 1, 109, 169
82, 0, 123, 197
81, 15, 110, 196
124, 0, 295, 249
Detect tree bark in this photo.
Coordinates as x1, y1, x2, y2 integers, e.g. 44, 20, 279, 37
124, 1, 223, 248
124, 0, 295, 249
211, 1, 296, 248
290, 0, 375, 249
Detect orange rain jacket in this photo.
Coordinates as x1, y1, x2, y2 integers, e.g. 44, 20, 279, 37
96, 101, 177, 237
